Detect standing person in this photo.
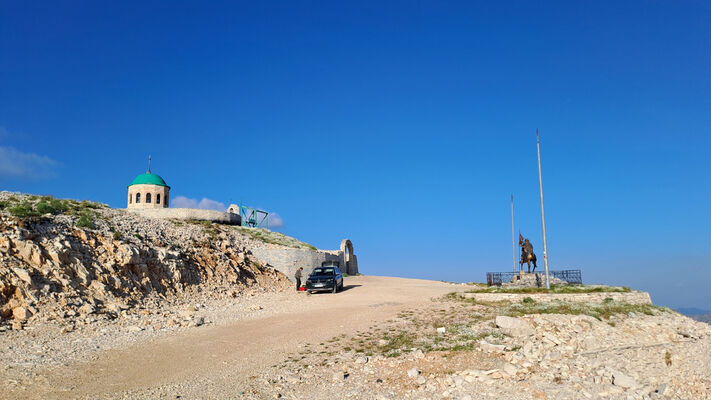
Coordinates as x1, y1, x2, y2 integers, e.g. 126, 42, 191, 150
294, 267, 303, 291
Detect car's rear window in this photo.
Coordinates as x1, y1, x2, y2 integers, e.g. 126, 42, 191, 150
322, 261, 340, 267
311, 268, 335, 275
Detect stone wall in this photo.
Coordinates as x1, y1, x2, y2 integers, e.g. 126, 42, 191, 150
250, 238, 359, 280
126, 208, 241, 225
249, 247, 345, 281
126, 206, 357, 279
460, 291, 653, 304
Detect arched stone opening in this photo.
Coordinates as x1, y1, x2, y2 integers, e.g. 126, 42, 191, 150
340, 239, 358, 275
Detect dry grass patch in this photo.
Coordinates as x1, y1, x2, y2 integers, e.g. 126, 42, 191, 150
464, 284, 632, 294
450, 291, 669, 321
231, 226, 317, 250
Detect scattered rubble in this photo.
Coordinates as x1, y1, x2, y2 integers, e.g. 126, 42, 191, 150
245, 294, 711, 399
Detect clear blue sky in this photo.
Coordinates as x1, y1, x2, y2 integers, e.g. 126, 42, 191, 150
1, 1, 709, 310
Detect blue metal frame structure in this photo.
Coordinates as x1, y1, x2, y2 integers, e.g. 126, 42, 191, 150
240, 206, 269, 229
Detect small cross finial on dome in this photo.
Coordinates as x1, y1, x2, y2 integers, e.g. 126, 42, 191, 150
147, 155, 152, 174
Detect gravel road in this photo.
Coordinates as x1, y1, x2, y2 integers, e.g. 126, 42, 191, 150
3, 275, 460, 400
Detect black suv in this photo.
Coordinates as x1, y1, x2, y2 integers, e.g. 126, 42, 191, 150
306, 262, 344, 294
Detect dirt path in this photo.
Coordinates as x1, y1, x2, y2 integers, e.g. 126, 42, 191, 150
8, 276, 461, 399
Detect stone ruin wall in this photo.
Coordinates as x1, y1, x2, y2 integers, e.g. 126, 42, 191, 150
128, 208, 358, 281
250, 243, 358, 282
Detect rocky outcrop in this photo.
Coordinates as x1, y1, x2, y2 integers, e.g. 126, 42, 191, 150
255, 299, 711, 400
0, 201, 291, 330
495, 315, 535, 337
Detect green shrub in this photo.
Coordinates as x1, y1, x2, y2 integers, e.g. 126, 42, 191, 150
112, 231, 123, 240
76, 211, 95, 229
0, 200, 7, 210
15, 197, 71, 216
35, 201, 55, 214
49, 199, 69, 213
8, 202, 41, 218
79, 200, 100, 209
522, 297, 535, 304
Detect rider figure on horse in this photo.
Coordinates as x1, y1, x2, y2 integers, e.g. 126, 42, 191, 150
519, 234, 538, 273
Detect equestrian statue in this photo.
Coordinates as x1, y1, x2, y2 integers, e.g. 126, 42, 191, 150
519, 233, 538, 273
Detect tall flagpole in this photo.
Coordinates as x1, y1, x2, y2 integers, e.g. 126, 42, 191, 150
536, 129, 550, 289
511, 194, 516, 274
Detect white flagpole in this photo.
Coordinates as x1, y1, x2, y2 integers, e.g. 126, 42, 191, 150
511, 194, 516, 274
536, 129, 550, 289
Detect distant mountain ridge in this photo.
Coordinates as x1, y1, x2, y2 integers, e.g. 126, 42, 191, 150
676, 307, 710, 316
688, 313, 711, 324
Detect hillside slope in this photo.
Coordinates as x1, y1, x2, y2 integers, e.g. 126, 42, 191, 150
0, 192, 305, 330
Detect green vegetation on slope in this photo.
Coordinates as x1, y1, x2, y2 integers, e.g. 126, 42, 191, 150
464, 284, 631, 294
179, 218, 318, 250
450, 292, 669, 321
0, 195, 104, 228
232, 226, 318, 250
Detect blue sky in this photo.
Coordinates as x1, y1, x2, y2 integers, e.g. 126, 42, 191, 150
1, 1, 709, 310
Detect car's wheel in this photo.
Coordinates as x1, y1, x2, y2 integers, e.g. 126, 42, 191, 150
332, 284, 338, 294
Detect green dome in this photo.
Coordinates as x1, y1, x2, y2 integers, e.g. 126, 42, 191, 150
129, 172, 168, 187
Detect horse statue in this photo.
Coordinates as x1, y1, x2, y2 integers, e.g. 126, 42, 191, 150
519, 234, 538, 273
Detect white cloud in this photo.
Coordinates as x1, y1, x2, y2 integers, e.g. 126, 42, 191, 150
170, 196, 285, 228
0, 146, 58, 179
268, 213, 284, 228
171, 196, 226, 211
196, 198, 226, 211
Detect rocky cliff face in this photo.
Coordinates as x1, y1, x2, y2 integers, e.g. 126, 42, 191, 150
0, 193, 293, 330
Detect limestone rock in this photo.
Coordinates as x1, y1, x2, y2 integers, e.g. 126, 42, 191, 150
611, 370, 637, 389
12, 306, 31, 321
479, 341, 506, 352
12, 267, 32, 284
495, 315, 534, 337
502, 363, 518, 376
78, 303, 95, 315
